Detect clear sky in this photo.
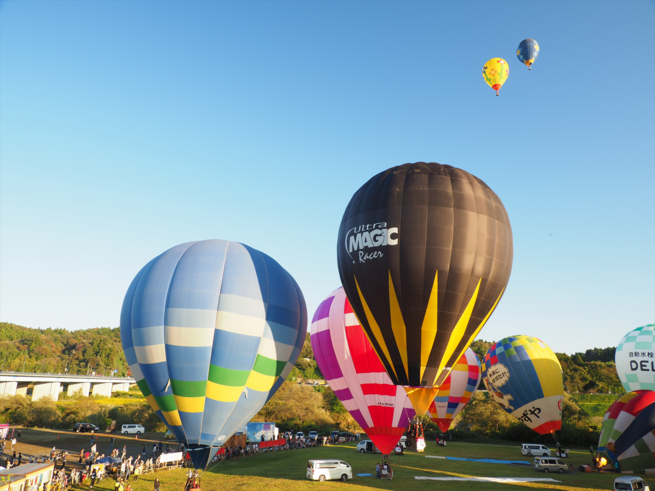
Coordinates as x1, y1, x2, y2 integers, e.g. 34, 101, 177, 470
1, 0, 653, 355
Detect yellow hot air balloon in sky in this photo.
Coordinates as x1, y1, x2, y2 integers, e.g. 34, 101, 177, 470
483, 58, 509, 96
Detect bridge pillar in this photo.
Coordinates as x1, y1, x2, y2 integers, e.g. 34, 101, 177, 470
0, 381, 17, 396
67, 382, 91, 397
32, 382, 61, 401
112, 382, 130, 392
15, 382, 29, 397
91, 382, 112, 397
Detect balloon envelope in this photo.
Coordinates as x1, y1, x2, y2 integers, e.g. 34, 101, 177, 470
516, 39, 539, 69
481, 335, 563, 435
598, 390, 655, 474
310, 287, 415, 454
482, 58, 509, 95
615, 324, 655, 392
336, 163, 513, 409
120, 240, 307, 469
427, 348, 481, 432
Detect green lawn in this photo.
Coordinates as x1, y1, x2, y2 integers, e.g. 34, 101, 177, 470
569, 394, 620, 418
72, 441, 647, 491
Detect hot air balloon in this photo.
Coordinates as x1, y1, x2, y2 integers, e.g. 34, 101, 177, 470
481, 335, 563, 435
598, 390, 655, 474
337, 163, 513, 415
120, 240, 307, 470
427, 348, 481, 432
517, 39, 539, 70
310, 287, 415, 454
482, 58, 509, 95
615, 324, 655, 392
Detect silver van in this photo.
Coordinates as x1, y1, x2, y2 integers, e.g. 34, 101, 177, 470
534, 457, 567, 473
615, 476, 650, 491
521, 443, 551, 456
122, 424, 145, 435
356, 440, 382, 454
307, 460, 352, 482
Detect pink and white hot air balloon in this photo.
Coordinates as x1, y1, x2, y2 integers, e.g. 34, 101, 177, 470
427, 348, 481, 433
310, 287, 415, 454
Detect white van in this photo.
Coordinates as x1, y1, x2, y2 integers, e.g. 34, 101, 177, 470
521, 444, 551, 456
122, 424, 145, 435
534, 457, 567, 473
357, 440, 382, 454
307, 460, 352, 482
615, 476, 650, 491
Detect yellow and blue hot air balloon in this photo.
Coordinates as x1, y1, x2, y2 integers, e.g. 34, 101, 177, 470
120, 240, 307, 470
517, 39, 539, 70
482, 58, 509, 96
481, 335, 564, 435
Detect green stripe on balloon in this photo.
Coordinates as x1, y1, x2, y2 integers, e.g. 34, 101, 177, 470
253, 355, 287, 377
171, 379, 206, 397
153, 394, 177, 412
208, 364, 250, 386
136, 379, 151, 397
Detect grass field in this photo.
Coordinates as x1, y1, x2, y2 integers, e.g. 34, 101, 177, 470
569, 394, 620, 418
8, 429, 649, 491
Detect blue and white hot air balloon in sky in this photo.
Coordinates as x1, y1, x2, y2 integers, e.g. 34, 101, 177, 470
120, 240, 307, 470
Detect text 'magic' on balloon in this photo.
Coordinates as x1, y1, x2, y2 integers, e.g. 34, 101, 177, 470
120, 240, 307, 469
310, 287, 415, 454
336, 163, 513, 414
481, 335, 564, 435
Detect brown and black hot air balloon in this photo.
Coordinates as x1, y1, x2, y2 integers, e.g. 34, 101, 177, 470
337, 163, 513, 415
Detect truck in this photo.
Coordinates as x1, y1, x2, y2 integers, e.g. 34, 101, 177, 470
243, 422, 279, 442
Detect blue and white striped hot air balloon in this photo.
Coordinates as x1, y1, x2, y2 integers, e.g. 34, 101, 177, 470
120, 240, 307, 470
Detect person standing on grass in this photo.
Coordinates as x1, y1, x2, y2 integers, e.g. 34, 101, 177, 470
154, 478, 160, 491
90, 468, 98, 490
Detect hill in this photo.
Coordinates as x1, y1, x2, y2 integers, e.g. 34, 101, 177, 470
1, 323, 624, 396
0, 323, 128, 375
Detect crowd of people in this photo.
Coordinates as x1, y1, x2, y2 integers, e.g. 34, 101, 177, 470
209, 432, 353, 464
1, 432, 188, 491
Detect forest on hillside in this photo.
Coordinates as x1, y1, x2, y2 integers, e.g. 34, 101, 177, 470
1, 322, 624, 394
0, 323, 624, 447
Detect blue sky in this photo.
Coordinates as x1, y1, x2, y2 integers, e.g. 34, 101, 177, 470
1, 0, 653, 355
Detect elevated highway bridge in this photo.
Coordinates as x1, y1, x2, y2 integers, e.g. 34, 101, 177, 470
0, 372, 136, 401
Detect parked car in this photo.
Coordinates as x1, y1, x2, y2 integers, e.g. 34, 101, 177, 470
397, 435, 407, 449
74, 423, 100, 433
307, 460, 352, 482
534, 457, 567, 473
521, 443, 551, 456
329, 431, 340, 441
295, 432, 305, 439
122, 424, 145, 435
164, 430, 176, 440
615, 476, 650, 491
308, 431, 319, 440
356, 440, 382, 454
